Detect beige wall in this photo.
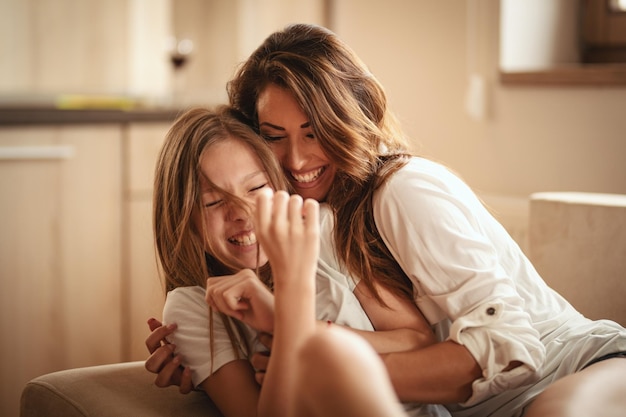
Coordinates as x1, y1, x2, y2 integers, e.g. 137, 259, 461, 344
2, 1, 623, 250
332, 0, 626, 198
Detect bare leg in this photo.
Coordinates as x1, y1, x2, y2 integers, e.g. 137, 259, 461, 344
294, 325, 407, 417
525, 358, 626, 417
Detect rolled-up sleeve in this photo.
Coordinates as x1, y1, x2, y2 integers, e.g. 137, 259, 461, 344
374, 159, 545, 405
448, 300, 544, 405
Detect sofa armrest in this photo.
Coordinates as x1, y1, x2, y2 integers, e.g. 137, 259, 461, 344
20, 361, 224, 417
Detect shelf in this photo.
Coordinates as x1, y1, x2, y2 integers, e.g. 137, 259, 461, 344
500, 64, 626, 86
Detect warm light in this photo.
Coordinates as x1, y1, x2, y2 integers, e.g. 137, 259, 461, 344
609, 0, 626, 12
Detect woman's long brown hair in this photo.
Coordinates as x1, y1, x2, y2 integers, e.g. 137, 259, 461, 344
228, 24, 415, 304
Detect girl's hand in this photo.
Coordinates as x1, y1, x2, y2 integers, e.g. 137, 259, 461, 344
254, 189, 319, 291
205, 269, 275, 334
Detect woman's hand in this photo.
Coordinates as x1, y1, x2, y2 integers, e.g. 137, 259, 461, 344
205, 269, 275, 334
250, 332, 273, 385
144, 318, 194, 394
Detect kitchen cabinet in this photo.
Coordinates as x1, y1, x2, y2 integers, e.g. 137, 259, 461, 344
0, 124, 123, 417
0, 114, 175, 417
123, 122, 171, 361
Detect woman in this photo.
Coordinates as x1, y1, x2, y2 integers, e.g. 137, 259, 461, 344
148, 105, 448, 417
148, 24, 626, 416
225, 23, 626, 416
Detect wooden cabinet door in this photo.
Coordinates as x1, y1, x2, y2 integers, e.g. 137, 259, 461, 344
0, 125, 123, 417
123, 122, 170, 361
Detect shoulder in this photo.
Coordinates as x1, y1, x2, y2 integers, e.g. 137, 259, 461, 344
382, 157, 469, 194
376, 157, 476, 212
163, 286, 208, 323
373, 157, 487, 241
165, 285, 206, 305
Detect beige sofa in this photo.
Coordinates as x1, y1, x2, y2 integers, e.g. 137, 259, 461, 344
20, 361, 223, 417
528, 191, 626, 326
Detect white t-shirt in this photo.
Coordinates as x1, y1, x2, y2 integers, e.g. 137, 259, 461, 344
162, 219, 374, 389
373, 156, 626, 416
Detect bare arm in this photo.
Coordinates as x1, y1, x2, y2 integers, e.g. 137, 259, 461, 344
254, 190, 319, 417
355, 277, 481, 403
383, 340, 481, 404
199, 360, 260, 417
352, 280, 436, 353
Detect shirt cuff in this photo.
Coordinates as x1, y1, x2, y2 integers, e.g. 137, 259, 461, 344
448, 300, 545, 405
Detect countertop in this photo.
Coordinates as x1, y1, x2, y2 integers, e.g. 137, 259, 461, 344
0, 106, 183, 126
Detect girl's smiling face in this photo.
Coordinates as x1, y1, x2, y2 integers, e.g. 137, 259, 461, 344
256, 84, 337, 202
196, 137, 271, 270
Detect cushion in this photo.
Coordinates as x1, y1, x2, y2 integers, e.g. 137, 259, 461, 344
20, 361, 223, 417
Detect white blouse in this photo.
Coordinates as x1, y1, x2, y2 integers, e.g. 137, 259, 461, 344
373, 157, 626, 415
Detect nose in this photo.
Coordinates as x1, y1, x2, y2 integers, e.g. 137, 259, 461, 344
225, 200, 250, 222
280, 138, 308, 171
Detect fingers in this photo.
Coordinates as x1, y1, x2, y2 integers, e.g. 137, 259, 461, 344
179, 366, 194, 394
288, 192, 303, 221
255, 371, 265, 386
257, 332, 274, 350
145, 343, 176, 374
254, 189, 295, 240
254, 190, 320, 287
206, 277, 238, 316
272, 189, 289, 224
250, 351, 270, 373
153, 354, 183, 388
255, 188, 273, 243
144, 323, 193, 393
251, 351, 270, 386
205, 271, 257, 318
145, 321, 177, 354
147, 317, 162, 332
302, 198, 320, 238
255, 190, 314, 247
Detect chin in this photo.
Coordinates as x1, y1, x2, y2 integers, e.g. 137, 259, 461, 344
291, 185, 326, 202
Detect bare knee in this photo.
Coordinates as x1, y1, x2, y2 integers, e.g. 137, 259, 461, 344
298, 326, 368, 379
526, 358, 626, 417
294, 327, 405, 417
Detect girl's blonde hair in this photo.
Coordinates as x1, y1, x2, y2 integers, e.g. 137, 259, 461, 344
153, 105, 288, 358
228, 24, 414, 303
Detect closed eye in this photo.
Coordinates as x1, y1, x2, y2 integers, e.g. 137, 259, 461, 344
204, 199, 223, 208
250, 183, 269, 193
261, 134, 284, 142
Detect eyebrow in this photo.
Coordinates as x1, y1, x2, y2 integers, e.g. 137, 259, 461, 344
244, 170, 266, 182
201, 170, 266, 193
259, 121, 310, 130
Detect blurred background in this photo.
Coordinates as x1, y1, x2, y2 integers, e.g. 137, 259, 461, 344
1, 0, 625, 416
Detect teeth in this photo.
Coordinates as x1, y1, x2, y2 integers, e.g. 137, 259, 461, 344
292, 167, 324, 183
229, 231, 257, 246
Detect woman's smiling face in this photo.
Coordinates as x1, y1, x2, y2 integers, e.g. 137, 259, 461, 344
195, 137, 271, 270
256, 84, 337, 202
